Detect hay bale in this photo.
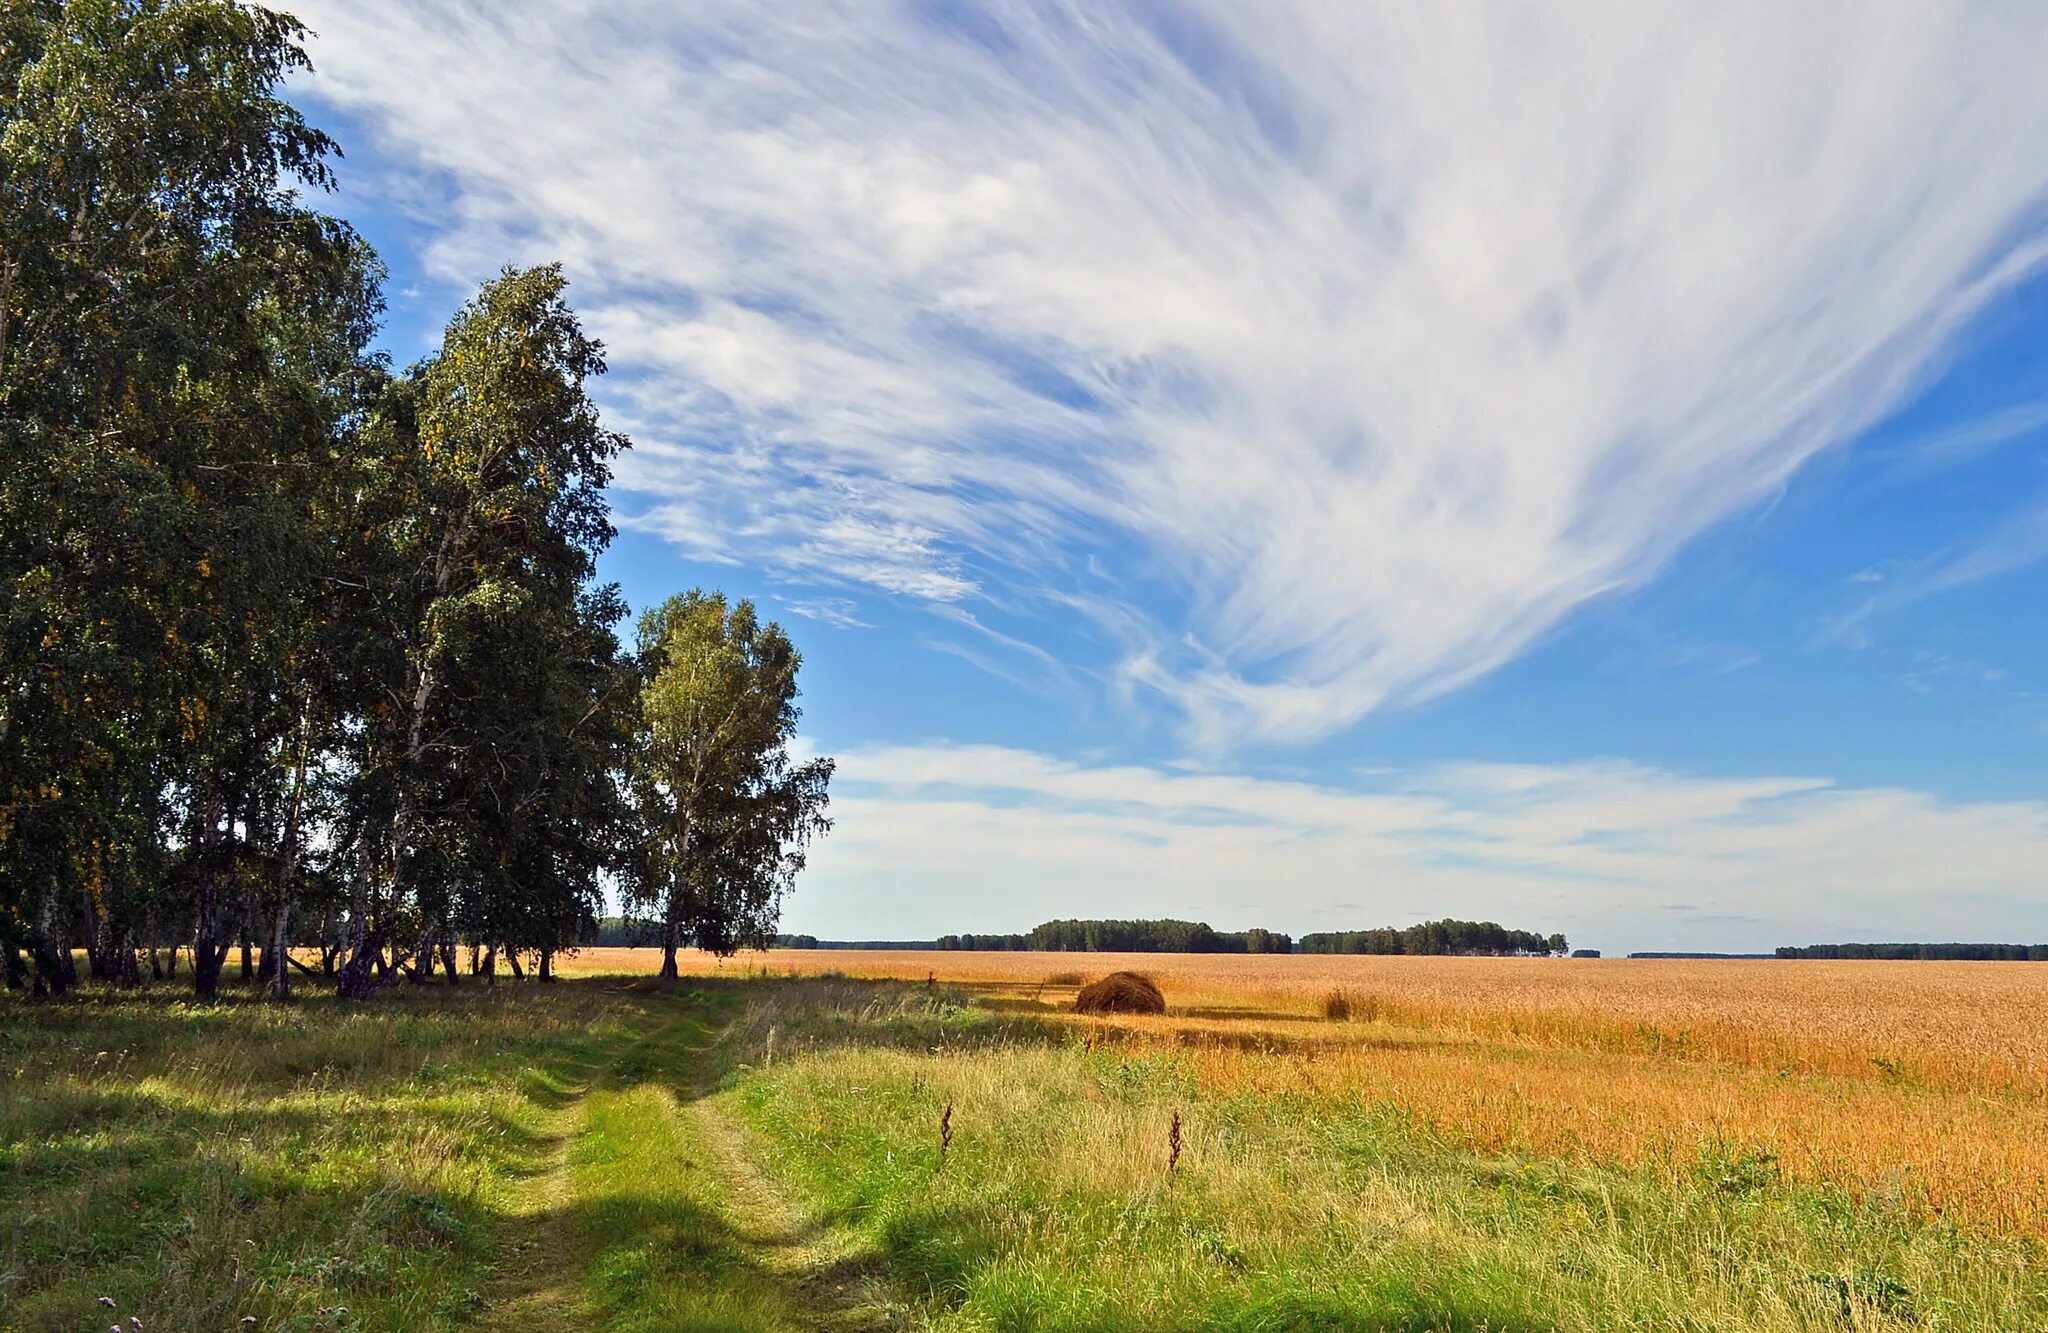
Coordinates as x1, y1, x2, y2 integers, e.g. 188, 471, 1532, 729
1074, 971, 1165, 1016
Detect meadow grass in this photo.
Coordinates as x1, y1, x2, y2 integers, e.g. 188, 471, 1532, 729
5, 962, 2045, 1330
0, 976, 833, 1332
637, 948, 2048, 1097
654, 947, 2048, 1234
723, 977, 2046, 1332
2, 983, 555, 1329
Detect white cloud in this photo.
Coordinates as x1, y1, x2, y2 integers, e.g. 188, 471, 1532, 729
298, 1, 2048, 746
1873, 400, 2048, 480
793, 742, 2048, 949
776, 596, 872, 630
1820, 490, 2048, 646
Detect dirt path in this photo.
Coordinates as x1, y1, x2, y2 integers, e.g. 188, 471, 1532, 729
685, 1096, 909, 1330
477, 1004, 909, 1331
475, 1084, 600, 1330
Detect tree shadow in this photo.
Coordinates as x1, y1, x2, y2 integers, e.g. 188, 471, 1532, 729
4, 972, 1512, 1331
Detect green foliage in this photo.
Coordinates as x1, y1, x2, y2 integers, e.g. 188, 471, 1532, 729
0, 0, 381, 997
628, 591, 832, 970
334, 263, 633, 995
935, 919, 1295, 953
1777, 942, 2048, 960
1033, 918, 1233, 951
1298, 918, 1566, 956
0, 3, 830, 1001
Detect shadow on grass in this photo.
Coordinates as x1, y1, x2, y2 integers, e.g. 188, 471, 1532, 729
1, 973, 945, 1330
558, 1187, 896, 1332
3, 974, 1559, 1332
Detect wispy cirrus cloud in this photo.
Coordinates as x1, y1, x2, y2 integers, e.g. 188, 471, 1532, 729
1821, 491, 2048, 647
299, 1, 2048, 747
775, 596, 872, 631
799, 743, 2048, 949
1871, 400, 2048, 482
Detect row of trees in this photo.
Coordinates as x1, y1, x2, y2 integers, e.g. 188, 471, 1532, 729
918, 918, 1567, 955
1775, 943, 2048, 961
0, 1, 828, 999
1296, 920, 1567, 956
775, 935, 950, 951
931, 920, 1294, 953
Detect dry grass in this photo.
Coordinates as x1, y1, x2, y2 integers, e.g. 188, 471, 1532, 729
564, 946, 2048, 1234
576, 948, 2048, 1094
733, 987, 2046, 1329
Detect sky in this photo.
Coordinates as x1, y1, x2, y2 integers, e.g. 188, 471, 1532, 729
288, 1, 2048, 953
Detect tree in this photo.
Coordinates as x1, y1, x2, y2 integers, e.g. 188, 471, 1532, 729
336, 264, 628, 998
629, 592, 832, 979
0, 0, 379, 997
1, 2, 819, 1004
444, 581, 633, 983
1297, 919, 1563, 956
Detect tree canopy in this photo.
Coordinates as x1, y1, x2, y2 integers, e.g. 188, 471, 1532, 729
1775, 942, 2048, 961
629, 591, 833, 978
1296, 920, 1566, 957
933, 921, 1291, 953
0, 0, 831, 998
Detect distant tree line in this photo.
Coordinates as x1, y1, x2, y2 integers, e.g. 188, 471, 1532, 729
622, 917, 1576, 957
937, 918, 1565, 955
1297, 920, 1567, 956
932, 919, 1296, 953
1775, 943, 2048, 961
777, 936, 943, 951
0, 2, 828, 999
595, 917, 660, 948
929, 933, 1030, 951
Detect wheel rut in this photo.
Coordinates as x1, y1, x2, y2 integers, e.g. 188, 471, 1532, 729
478, 1003, 911, 1331
685, 1095, 908, 1331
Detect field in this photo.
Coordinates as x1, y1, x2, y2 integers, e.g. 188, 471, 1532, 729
663, 948, 2048, 1235
5, 951, 2045, 1330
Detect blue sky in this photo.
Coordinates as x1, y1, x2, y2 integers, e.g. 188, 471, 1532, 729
289, 2, 2048, 952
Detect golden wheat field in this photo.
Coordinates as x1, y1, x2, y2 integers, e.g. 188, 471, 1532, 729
567, 947, 2048, 1234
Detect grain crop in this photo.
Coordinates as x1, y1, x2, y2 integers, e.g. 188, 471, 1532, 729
562, 945, 2048, 1232
573, 947, 2048, 1096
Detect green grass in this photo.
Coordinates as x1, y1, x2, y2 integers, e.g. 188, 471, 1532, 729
4, 974, 2043, 1332
726, 980, 2047, 1332
4, 987, 540, 1330
0, 978, 783, 1332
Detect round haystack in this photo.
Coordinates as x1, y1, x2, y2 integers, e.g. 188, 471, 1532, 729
1073, 971, 1165, 1016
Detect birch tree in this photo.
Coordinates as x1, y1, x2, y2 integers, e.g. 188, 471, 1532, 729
337, 264, 625, 997
630, 593, 832, 980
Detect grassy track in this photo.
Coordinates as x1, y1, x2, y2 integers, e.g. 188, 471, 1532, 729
6, 969, 2046, 1330
499, 997, 903, 1331
0, 978, 899, 1332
